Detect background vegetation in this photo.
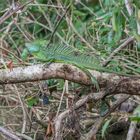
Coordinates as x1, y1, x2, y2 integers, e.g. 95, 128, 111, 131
0, 0, 140, 140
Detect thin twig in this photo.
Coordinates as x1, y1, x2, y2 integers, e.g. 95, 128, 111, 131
13, 85, 27, 134
46, 4, 71, 48
0, 0, 34, 25
126, 121, 137, 140
0, 127, 21, 140
54, 91, 106, 140
56, 80, 67, 117
102, 36, 134, 66
126, 105, 140, 140
85, 95, 130, 140
16, 132, 33, 140
124, 0, 133, 16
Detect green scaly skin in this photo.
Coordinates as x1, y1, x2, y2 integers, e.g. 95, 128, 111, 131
42, 56, 139, 78
26, 43, 140, 78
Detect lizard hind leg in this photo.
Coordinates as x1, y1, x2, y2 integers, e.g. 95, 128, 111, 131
76, 66, 100, 91
45, 58, 56, 68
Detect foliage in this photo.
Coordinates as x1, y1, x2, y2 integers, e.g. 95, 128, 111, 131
101, 118, 112, 138
130, 105, 140, 122
0, 0, 140, 139
0, 0, 139, 75
25, 96, 39, 108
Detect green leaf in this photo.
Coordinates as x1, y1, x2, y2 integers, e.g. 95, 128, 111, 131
129, 15, 137, 32
112, 13, 117, 32
133, 0, 140, 9
26, 97, 38, 108
100, 102, 109, 116
108, 30, 114, 44
133, 105, 140, 115
130, 105, 140, 122
130, 116, 140, 122
75, 20, 86, 34
135, 68, 140, 73
101, 119, 112, 138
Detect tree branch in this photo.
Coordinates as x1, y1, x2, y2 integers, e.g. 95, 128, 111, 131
0, 127, 21, 140
0, 63, 139, 95
0, 63, 122, 85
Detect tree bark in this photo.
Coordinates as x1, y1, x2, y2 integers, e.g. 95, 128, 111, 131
0, 63, 139, 95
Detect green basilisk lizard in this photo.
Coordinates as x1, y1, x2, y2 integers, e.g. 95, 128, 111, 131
23, 41, 140, 89
24, 42, 139, 74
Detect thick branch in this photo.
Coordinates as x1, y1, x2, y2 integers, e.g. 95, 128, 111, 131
0, 63, 139, 96
0, 63, 120, 85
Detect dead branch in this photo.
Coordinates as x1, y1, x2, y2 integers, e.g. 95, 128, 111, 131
126, 105, 140, 140
54, 91, 106, 140
85, 95, 130, 140
0, 63, 120, 85
105, 78, 140, 96
0, 63, 139, 95
0, 0, 34, 25
0, 127, 21, 140
54, 91, 130, 140
126, 121, 137, 140
102, 37, 134, 66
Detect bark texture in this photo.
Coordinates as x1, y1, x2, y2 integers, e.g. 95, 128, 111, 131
0, 63, 139, 95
